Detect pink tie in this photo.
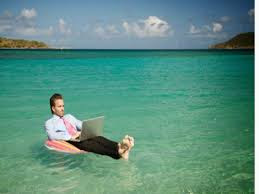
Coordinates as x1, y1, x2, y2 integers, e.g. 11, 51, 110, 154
61, 117, 77, 136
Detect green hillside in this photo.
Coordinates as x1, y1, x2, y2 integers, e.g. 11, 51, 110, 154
210, 32, 254, 49
0, 37, 48, 48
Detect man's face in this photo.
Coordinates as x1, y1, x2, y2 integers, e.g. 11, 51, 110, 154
52, 99, 64, 117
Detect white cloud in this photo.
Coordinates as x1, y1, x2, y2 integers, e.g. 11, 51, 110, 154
190, 32, 227, 39
220, 16, 230, 23
189, 24, 212, 34
188, 22, 224, 38
16, 27, 37, 35
122, 16, 172, 38
189, 24, 201, 34
248, 9, 254, 17
58, 18, 71, 35
0, 9, 53, 37
94, 26, 105, 37
0, 11, 14, 33
212, 22, 223, 32
94, 24, 120, 39
20, 8, 37, 19
16, 26, 53, 36
107, 25, 119, 34
122, 22, 130, 34
188, 15, 229, 38
0, 24, 12, 33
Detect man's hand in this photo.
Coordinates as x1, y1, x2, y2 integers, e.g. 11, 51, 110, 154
71, 131, 81, 140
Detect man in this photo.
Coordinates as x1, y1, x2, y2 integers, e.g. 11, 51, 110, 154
44, 93, 134, 160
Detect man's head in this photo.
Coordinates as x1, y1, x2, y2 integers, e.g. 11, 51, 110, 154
49, 93, 64, 117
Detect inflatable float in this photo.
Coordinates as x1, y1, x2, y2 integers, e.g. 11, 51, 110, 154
45, 140, 87, 154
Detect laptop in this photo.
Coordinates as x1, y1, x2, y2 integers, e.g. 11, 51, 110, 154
73, 116, 104, 142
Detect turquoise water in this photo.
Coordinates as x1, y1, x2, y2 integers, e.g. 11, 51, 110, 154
0, 49, 254, 193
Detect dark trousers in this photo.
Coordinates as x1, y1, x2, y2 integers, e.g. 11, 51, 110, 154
67, 136, 121, 159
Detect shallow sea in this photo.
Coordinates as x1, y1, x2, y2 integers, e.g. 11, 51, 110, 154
0, 49, 254, 193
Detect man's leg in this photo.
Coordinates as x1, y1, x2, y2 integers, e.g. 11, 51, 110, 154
67, 136, 121, 159
91, 136, 119, 150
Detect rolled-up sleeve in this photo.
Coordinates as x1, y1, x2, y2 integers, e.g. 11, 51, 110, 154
44, 120, 71, 140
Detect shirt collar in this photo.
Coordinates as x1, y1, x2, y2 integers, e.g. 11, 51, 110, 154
52, 114, 62, 120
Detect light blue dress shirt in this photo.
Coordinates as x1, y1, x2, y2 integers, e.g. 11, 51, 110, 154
44, 114, 82, 140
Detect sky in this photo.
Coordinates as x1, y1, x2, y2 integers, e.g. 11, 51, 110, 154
0, 0, 255, 49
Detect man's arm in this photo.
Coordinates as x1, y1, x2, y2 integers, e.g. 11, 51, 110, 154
44, 121, 71, 140
70, 131, 81, 141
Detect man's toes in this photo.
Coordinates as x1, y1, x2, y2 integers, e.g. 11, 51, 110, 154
127, 136, 134, 147
122, 138, 128, 145
129, 136, 134, 143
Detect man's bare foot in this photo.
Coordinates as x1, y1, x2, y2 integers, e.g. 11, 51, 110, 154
124, 135, 134, 148
118, 142, 129, 160
118, 142, 127, 154
121, 150, 129, 160
118, 135, 135, 160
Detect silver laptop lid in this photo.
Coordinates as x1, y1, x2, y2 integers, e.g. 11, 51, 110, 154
81, 116, 104, 140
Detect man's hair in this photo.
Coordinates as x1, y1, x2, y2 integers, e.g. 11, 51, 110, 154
49, 93, 63, 114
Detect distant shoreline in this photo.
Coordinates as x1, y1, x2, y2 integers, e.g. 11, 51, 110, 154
0, 48, 254, 51
209, 32, 254, 49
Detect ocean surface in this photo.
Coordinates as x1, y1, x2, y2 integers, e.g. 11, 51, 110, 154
0, 49, 254, 193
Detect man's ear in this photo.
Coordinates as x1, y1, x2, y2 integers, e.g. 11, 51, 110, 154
51, 106, 55, 113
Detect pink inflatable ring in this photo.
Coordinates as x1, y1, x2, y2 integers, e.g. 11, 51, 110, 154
45, 140, 87, 154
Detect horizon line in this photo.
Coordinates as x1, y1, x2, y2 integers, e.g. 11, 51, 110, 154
0, 48, 254, 51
